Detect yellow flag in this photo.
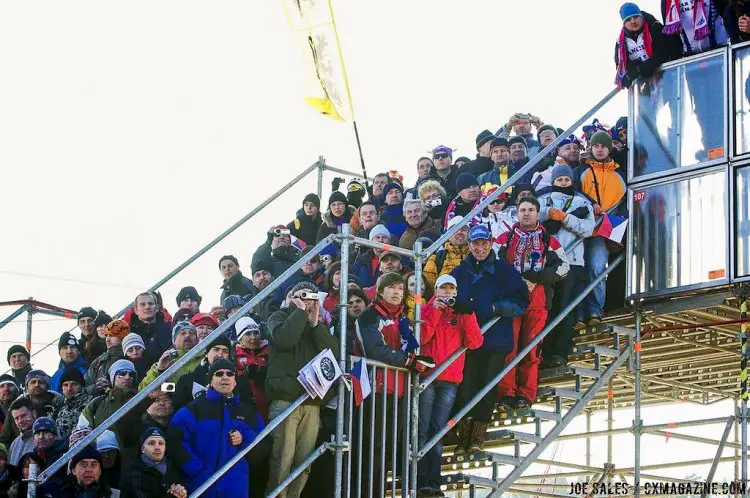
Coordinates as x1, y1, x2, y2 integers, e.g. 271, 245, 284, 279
282, 0, 354, 122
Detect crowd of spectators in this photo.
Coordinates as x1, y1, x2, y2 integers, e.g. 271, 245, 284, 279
0, 2, 743, 497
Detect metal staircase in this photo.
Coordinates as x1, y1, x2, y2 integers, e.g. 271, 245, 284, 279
440, 324, 634, 497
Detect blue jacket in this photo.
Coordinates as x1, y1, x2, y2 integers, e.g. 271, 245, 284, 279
50, 356, 87, 393
451, 252, 530, 352
168, 388, 265, 498
381, 204, 407, 238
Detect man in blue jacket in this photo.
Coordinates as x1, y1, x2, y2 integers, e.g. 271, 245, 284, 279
50, 333, 88, 393
450, 224, 529, 453
168, 359, 265, 498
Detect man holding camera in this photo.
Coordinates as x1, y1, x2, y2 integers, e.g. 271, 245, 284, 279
252, 225, 300, 281
139, 322, 201, 391
497, 112, 545, 158
265, 282, 340, 498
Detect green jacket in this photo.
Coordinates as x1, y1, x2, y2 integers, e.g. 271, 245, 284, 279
84, 347, 124, 394
137, 348, 201, 391
79, 386, 150, 450
265, 305, 340, 402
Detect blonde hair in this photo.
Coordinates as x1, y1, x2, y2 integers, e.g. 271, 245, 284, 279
417, 180, 446, 201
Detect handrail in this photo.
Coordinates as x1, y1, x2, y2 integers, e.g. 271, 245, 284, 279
417, 254, 625, 458
35, 233, 338, 485
422, 87, 622, 260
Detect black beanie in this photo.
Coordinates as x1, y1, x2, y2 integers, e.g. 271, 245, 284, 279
176, 286, 202, 306
77, 307, 97, 321
71, 446, 102, 468
328, 191, 348, 208
475, 129, 494, 150
208, 358, 236, 380
508, 136, 527, 148
58, 332, 79, 351
303, 193, 321, 209
7, 345, 29, 364
60, 367, 85, 387
208, 334, 232, 356
93, 311, 112, 329
219, 255, 239, 269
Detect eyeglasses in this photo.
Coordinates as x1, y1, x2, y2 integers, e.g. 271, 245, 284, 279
214, 371, 235, 378
433, 153, 450, 160
115, 371, 135, 378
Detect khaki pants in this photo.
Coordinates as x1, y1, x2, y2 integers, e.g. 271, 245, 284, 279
266, 400, 321, 498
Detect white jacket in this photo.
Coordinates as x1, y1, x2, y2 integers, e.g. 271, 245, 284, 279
537, 191, 595, 267
483, 210, 516, 254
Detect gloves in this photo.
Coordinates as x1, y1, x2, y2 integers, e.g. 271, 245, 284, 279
568, 206, 590, 220
405, 353, 436, 374
452, 301, 474, 315
331, 177, 345, 192
492, 301, 525, 318
547, 208, 567, 222
522, 270, 543, 283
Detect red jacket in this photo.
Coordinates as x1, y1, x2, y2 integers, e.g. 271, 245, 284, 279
420, 297, 483, 384
235, 343, 270, 421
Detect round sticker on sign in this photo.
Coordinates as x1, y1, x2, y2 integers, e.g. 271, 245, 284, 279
319, 357, 336, 382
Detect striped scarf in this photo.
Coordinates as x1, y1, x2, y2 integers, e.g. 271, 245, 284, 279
507, 224, 546, 274
664, 0, 710, 40
615, 23, 653, 88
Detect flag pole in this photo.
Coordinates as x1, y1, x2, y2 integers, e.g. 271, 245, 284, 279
327, 0, 368, 181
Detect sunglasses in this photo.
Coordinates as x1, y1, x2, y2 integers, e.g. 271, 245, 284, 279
214, 370, 235, 378
489, 199, 505, 205
115, 370, 135, 378
433, 153, 450, 159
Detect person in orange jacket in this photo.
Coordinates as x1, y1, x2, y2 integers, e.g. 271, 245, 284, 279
417, 275, 483, 496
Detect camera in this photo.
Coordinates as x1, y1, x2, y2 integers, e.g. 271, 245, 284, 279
169, 350, 180, 360
298, 291, 320, 300
444, 297, 456, 307
161, 382, 176, 393
272, 228, 290, 237
425, 198, 442, 208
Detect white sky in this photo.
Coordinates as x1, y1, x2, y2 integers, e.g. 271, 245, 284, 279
0, 0, 741, 484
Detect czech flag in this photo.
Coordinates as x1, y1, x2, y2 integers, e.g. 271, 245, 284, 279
350, 358, 371, 407
597, 214, 628, 244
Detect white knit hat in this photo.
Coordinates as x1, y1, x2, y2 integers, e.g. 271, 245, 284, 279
121, 333, 145, 355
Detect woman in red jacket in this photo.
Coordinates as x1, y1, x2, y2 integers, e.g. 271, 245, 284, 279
417, 274, 483, 497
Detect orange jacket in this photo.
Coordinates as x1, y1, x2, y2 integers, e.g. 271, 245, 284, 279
578, 158, 626, 212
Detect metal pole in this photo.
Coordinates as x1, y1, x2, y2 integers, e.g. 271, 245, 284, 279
586, 410, 592, 484
409, 240, 423, 498
112, 160, 324, 317
552, 416, 732, 442
419, 255, 624, 458
26, 298, 33, 354
741, 300, 748, 497
37, 234, 336, 485
701, 416, 736, 498
607, 378, 613, 495
336, 233, 416, 260
27, 462, 38, 498
634, 309, 642, 498
735, 398, 740, 498
0, 305, 29, 333
323, 164, 366, 178
267, 443, 331, 498
318, 157, 324, 200
334, 224, 351, 498
422, 87, 622, 259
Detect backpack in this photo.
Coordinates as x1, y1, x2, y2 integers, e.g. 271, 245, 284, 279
434, 247, 449, 275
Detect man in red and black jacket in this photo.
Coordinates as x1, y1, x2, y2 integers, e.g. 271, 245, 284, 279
496, 196, 570, 412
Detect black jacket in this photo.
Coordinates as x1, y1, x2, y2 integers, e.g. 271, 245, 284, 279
724, 1, 750, 42
422, 165, 460, 199
220, 271, 255, 304
458, 156, 494, 178
173, 362, 255, 411
287, 208, 323, 246
129, 312, 172, 361
125, 457, 184, 498
40, 475, 114, 498
613, 11, 681, 88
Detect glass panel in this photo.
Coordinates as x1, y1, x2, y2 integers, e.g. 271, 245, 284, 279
737, 167, 750, 277
735, 46, 750, 156
633, 53, 725, 178
630, 170, 727, 297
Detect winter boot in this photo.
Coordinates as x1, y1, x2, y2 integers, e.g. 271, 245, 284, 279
468, 421, 488, 453
454, 419, 473, 454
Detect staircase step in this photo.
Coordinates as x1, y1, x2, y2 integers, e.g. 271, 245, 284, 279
572, 366, 602, 379
444, 450, 520, 468
575, 344, 620, 357
494, 429, 542, 444
442, 473, 500, 489
537, 386, 581, 400
532, 409, 562, 422
607, 324, 636, 336
538, 366, 574, 381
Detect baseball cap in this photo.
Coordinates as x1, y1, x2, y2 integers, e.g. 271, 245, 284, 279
468, 224, 491, 242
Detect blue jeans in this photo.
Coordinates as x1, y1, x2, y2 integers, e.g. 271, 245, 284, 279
582, 237, 609, 318
417, 381, 458, 490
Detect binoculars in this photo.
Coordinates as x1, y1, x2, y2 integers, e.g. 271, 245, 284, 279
272, 228, 291, 236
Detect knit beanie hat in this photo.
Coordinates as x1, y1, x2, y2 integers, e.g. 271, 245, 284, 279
536, 124, 558, 142
475, 129, 494, 150
328, 191, 348, 208
208, 358, 236, 380
25, 370, 50, 389
303, 193, 321, 209
71, 446, 102, 468
172, 321, 196, 344
93, 311, 113, 329
490, 137, 510, 150
58, 332, 79, 351
222, 295, 245, 311
368, 224, 391, 241
0, 374, 18, 390
382, 183, 403, 199
140, 427, 166, 449
32, 416, 56, 435
108, 359, 136, 384
96, 430, 120, 452
172, 308, 196, 327
77, 307, 97, 321
551, 164, 575, 183
252, 260, 275, 278
508, 135, 527, 148
218, 255, 239, 269
176, 286, 202, 307
589, 130, 613, 152
103, 319, 130, 339
455, 173, 479, 193
6, 345, 29, 364
121, 333, 146, 355
236, 317, 261, 342
60, 367, 85, 387
207, 334, 232, 354
619, 2, 642, 21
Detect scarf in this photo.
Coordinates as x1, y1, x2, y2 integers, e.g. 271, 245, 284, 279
141, 452, 168, 475
444, 196, 484, 229
509, 224, 546, 273
615, 23, 653, 88
373, 300, 419, 352
664, 0, 709, 39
